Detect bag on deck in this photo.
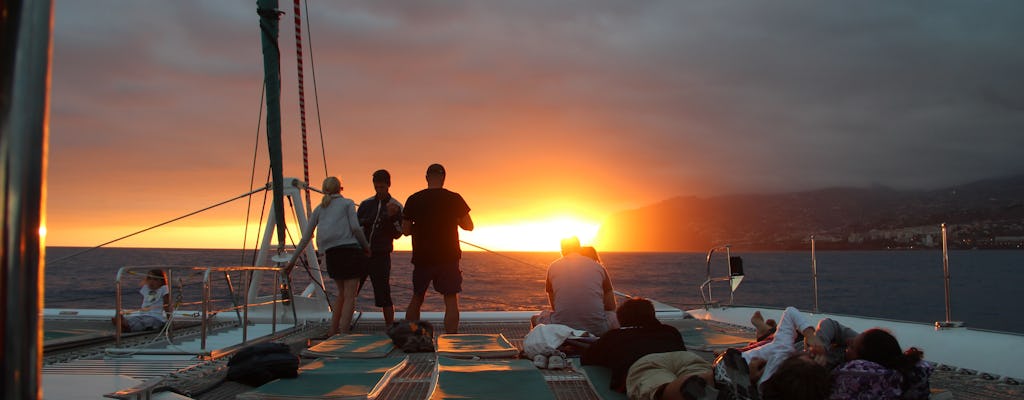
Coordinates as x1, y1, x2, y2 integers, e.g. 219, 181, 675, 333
387, 320, 435, 353
226, 342, 300, 386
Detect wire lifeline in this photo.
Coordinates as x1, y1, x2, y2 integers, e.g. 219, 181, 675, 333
49, 186, 271, 265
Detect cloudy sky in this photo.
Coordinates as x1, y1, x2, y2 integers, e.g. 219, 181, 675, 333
46, 1, 1024, 250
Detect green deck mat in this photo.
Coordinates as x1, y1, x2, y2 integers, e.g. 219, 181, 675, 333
580, 365, 628, 400
237, 356, 408, 399
436, 333, 519, 358
301, 333, 396, 358
430, 357, 555, 400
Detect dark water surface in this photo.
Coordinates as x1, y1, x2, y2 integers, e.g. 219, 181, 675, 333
44, 247, 1024, 334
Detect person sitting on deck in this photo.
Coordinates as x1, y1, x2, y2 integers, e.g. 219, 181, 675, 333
581, 297, 694, 396
112, 269, 170, 332
532, 237, 619, 336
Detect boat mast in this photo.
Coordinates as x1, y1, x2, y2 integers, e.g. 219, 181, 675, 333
1, 1, 53, 398
257, 0, 287, 253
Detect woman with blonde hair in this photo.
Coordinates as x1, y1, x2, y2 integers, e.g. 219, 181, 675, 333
287, 176, 371, 336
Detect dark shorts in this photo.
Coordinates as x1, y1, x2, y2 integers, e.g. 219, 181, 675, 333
324, 245, 367, 280
360, 252, 394, 307
412, 261, 462, 295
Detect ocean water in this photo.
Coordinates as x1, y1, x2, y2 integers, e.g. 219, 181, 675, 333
43, 247, 1024, 334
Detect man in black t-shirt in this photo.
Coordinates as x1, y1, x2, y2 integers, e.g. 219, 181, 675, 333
402, 163, 474, 334
357, 169, 403, 326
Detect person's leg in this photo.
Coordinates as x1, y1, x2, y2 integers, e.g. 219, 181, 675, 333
443, 293, 459, 334
406, 293, 425, 321
328, 278, 345, 336
434, 262, 463, 334
407, 266, 431, 322
370, 252, 396, 326
751, 311, 776, 341
339, 278, 360, 333
627, 351, 714, 400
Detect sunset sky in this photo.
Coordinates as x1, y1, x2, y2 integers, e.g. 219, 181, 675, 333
45, 1, 1024, 252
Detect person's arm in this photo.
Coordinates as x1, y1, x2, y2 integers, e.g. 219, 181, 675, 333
388, 199, 403, 239
401, 219, 412, 236
545, 273, 556, 309
601, 270, 616, 312
347, 202, 371, 256
458, 213, 474, 231
161, 293, 171, 314
356, 199, 373, 227
286, 210, 318, 273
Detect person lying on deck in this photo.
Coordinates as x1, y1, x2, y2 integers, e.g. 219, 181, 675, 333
582, 297, 703, 398
737, 308, 933, 400
829, 328, 932, 400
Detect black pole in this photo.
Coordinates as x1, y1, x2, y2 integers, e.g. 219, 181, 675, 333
1, 1, 53, 398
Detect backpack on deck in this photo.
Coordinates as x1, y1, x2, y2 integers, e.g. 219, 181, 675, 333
226, 342, 300, 386
387, 320, 435, 353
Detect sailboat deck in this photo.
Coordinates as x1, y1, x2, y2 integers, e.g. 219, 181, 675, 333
41, 315, 1023, 399
186, 319, 1024, 399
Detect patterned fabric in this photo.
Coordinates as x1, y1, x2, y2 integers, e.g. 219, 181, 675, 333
830, 360, 903, 400
900, 360, 934, 400
830, 359, 935, 400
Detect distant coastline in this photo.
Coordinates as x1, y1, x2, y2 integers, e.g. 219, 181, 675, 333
598, 174, 1024, 252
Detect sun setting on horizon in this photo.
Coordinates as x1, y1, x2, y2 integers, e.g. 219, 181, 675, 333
44, 207, 607, 253
456, 216, 602, 253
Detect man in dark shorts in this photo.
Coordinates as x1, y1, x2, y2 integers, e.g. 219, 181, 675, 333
402, 163, 474, 334
358, 169, 403, 326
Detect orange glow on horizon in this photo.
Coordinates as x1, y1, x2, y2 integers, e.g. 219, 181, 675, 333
46, 214, 606, 253
457, 216, 601, 252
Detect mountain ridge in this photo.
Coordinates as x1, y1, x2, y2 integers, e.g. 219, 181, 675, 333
596, 174, 1024, 252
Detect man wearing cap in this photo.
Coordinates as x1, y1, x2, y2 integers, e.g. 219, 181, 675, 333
357, 169, 402, 326
402, 163, 473, 334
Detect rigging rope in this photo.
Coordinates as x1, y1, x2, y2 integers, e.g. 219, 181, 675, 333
293, 0, 313, 217
303, 0, 330, 178
241, 80, 267, 267
49, 187, 270, 265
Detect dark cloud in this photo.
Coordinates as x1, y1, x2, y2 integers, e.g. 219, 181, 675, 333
49, 0, 1024, 238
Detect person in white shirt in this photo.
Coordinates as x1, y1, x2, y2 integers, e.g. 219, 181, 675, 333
287, 176, 371, 336
113, 269, 170, 332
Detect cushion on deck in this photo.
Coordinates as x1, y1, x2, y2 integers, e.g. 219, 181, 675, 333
436, 333, 519, 358
430, 357, 556, 400
301, 333, 396, 358
236, 356, 408, 399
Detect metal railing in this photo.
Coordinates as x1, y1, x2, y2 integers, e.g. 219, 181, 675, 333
114, 265, 296, 351
698, 244, 745, 308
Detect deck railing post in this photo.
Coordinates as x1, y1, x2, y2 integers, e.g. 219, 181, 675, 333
242, 270, 250, 343
936, 223, 963, 329
115, 268, 124, 345
812, 235, 819, 313
201, 269, 210, 350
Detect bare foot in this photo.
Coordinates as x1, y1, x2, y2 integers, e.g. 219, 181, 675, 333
751, 311, 772, 339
